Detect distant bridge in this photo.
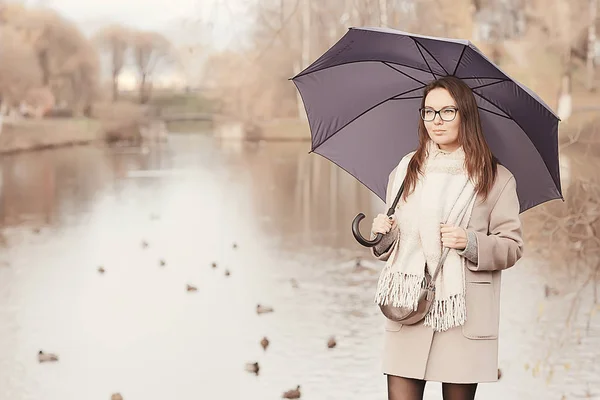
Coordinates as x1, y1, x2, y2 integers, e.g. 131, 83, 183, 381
159, 113, 218, 122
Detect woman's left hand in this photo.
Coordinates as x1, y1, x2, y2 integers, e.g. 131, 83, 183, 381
440, 223, 467, 250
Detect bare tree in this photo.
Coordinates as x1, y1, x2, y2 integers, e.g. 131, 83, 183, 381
517, 0, 591, 110
58, 44, 100, 116
93, 24, 130, 101
586, 0, 598, 92
0, 26, 42, 108
132, 31, 172, 104
2, 4, 100, 114
296, 0, 311, 119
523, 126, 600, 332
166, 19, 208, 90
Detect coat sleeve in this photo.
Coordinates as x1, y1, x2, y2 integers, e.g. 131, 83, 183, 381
469, 176, 524, 272
371, 167, 399, 261
457, 230, 478, 264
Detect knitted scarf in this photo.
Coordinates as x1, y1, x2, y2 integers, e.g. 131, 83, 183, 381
374, 140, 477, 332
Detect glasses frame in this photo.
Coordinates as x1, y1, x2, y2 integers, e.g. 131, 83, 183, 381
419, 106, 459, 122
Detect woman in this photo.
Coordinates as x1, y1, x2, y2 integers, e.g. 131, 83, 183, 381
370, 76, 524, 400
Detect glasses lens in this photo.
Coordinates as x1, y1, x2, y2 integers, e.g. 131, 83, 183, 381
440, 108, 456, 121
421, 108, 435, 121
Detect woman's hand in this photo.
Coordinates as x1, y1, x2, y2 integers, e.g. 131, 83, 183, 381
440, 223, 467, 250
371, 213, 397, 235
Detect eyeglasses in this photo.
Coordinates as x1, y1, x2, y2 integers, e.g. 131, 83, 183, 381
419, 106, 458, 122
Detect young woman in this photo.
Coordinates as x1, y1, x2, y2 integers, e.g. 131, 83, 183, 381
370, 76, 524, 400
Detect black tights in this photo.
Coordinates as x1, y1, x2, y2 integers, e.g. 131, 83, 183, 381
387, 375, 478, 400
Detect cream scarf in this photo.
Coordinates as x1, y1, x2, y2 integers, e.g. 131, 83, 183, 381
374, 140, 477, 332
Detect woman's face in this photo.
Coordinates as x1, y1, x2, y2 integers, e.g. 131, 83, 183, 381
422, 88, 461, 151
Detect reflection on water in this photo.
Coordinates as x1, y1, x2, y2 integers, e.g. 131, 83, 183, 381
0, 134, 598, 400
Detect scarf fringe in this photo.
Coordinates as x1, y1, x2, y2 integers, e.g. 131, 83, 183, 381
423, 293, 467, 332
374, 269, 424, 310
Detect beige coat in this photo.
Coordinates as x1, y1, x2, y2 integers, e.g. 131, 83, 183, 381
371, 163, 524, 383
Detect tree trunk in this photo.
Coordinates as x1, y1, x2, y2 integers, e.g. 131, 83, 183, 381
297, 0, 311, 120
557, 70, 572, 122
70, 75, 83, 117
301, 0, 311, 69
38, 50, 50, 86
294, 61, 305, 121
139, 72, 147, 104
0, 100, 4, 137
586, 0, 597, 91
379, 0, 388, 27
112, 71, 119, 102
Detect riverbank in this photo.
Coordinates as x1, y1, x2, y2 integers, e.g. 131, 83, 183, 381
213, 118, 310, 141
0, 110, 594, 156
0, 118, 103, 155
253, 118, 310, 141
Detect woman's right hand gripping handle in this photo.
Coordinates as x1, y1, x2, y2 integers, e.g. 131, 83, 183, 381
371, 213, 397, 236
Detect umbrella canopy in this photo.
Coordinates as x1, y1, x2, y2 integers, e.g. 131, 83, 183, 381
291, 27, 562, 213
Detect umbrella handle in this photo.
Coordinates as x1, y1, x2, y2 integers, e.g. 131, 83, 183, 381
352, 180, 405, 248
352, 213, 383, 247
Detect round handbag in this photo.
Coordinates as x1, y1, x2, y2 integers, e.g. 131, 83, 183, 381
379, 269, 435, 325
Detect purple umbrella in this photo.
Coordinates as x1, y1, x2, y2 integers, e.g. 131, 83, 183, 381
291, 27, 562, 247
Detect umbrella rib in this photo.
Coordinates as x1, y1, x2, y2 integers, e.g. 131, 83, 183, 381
471, 90, 512, 119
452, 46, 467, 76
413, 38, 450, 76
292, 59, 434, 80
469, 79, 510, 91
311, 85, 425, 152
460, 76, 510, 80
392, 96, 423, 100
382, 62, 427, 86
410, 37, 436, 79
477, 106, 512, 119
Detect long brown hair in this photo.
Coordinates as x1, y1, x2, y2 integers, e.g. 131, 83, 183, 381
401, 76, 498, 202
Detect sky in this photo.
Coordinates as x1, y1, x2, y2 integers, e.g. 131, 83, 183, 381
36, 0, 254, 49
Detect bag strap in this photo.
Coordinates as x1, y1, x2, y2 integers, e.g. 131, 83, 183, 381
387, 176, 476, 291
426, 189, 477, 290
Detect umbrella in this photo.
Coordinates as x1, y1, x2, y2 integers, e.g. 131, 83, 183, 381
290, 27, 562, 247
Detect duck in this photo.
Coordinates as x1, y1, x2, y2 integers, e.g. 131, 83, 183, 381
327, 336, 337, 349
111, 394, 123, 400
141, 240, 149, 248
355, 257, 363, 268
97, 266, 105, 274
186, 284, 198, 292
38, 350, 59, 363
544, 284, 560, 298
282, 385, 301, 399
232, 242, 238, 249
159, 259, 166, 267
352, 257, 373, 273
245, 362, 259, 375
260, 337, 269, 350
224, 269, 231, 277
256, 304, 274, 314
211, 262, 217, 268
